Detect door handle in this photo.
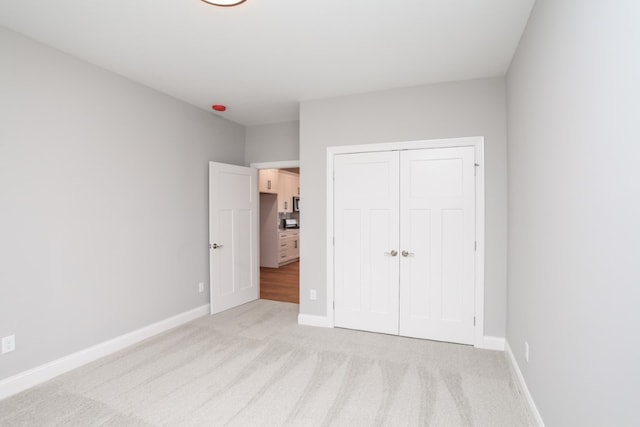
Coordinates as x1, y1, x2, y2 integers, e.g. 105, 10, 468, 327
401, 250, 414, 257
211, 243, 223, 249
384, 249, 398, 257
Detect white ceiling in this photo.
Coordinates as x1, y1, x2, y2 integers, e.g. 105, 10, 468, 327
0, 0, 534, 126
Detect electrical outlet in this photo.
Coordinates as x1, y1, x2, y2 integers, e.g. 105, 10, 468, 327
2, 335, 15, 354
198, 282, 204, 293
525, 341, 529, 363
309, 289, 317, 300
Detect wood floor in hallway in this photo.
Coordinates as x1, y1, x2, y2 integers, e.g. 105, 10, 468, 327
260, 261, 299, 304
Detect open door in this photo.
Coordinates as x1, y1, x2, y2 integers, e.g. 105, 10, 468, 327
209, 162, 259, 314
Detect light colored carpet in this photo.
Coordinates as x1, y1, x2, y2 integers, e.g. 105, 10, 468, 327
0, 300, 534, 426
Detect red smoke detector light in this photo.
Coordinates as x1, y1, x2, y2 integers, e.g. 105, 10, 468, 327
212, 104, 227, 112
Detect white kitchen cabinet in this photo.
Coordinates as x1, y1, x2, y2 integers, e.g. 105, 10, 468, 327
277, 171, 299, 213
278, 229, 299, 265
259, 169, 279, 194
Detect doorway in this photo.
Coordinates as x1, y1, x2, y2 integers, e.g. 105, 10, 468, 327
251, 161, 301, 305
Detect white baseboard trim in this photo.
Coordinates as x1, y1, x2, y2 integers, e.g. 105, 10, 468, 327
297, 313, 334, 328
0, 304, 210, 401
478, 335, 506, 351
505, 341, 545, 427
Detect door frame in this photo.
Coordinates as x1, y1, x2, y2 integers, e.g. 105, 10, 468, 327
251, 160, 300, 170
326, 137, 486, 347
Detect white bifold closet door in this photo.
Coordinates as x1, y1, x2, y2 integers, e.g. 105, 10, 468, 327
334, 146, 476, 345
334, 151, 400, 335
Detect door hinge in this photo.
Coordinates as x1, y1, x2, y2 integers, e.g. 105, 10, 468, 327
474, 163, 480, 176
209, 243, 212, 249
473, 316, 476, 326
333, 301, 335, 309
474, 241, 477, 251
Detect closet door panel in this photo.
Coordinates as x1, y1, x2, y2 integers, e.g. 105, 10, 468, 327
399, 147, 476, 344
334, 151, 400, 335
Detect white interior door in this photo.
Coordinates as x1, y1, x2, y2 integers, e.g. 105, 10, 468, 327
399, 147, 476, 344
209, 162, 259, 314
333, 151, 400, 334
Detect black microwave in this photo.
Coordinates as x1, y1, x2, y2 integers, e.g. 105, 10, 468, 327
292, 196, 300, 212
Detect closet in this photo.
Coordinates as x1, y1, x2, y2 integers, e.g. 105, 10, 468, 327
333, 146, 476, 345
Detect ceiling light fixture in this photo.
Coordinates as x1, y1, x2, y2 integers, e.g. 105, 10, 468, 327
200, 0, 247, 6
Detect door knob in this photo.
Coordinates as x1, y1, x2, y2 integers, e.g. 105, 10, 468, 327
384, 249, 398, 257
211, 243, 223, 249
401, 250, 414, 257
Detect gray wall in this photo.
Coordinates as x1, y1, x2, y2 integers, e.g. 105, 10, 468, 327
299, 77, 508, 338
245, 121, 299, 165
506, 1, 640, 425
0, 27, 245, 380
